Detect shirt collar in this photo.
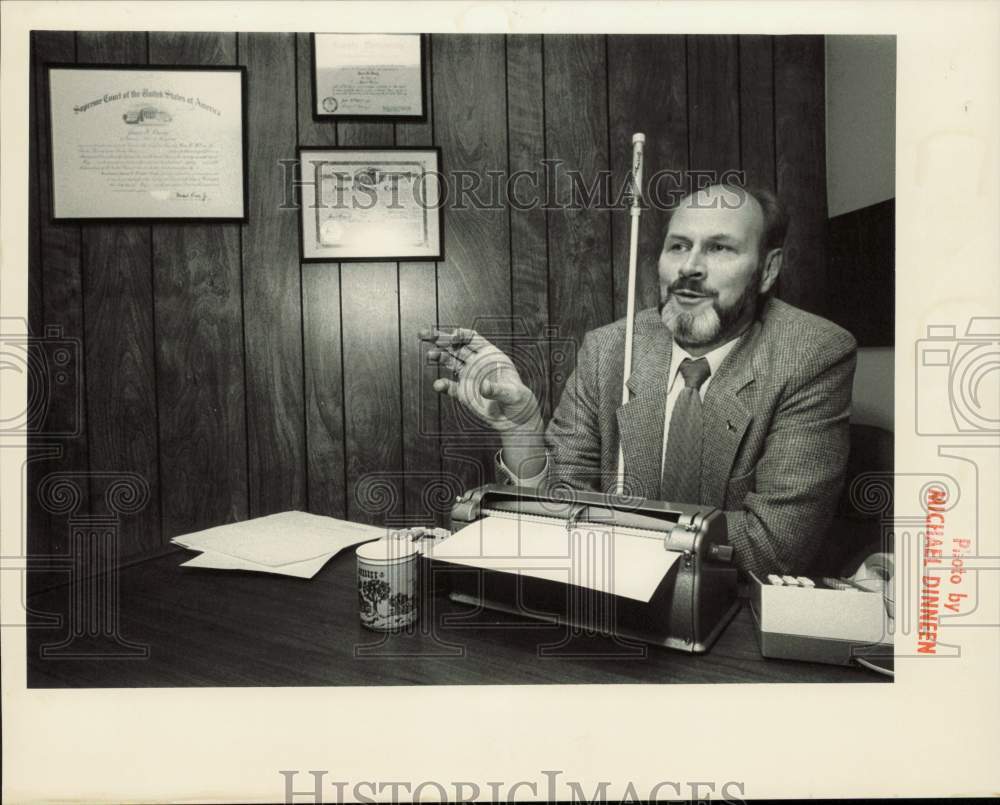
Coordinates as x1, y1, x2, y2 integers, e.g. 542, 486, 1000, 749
668, 336, 741, 387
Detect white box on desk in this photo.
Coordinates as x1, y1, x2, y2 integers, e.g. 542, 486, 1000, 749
749, 572, 893, 666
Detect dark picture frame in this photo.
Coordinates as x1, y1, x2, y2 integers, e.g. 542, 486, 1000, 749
298, 146, 443, 262
45, 63, 249, 223
310, 33, 427, 121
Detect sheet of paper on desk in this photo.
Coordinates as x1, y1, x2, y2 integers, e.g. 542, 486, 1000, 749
178, 549, 335, 578
427, 515, 681, 602
172, 510, 384, 574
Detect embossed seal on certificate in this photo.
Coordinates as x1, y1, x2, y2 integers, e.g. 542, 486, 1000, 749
319, 220, 343, 245
322, 96, 338, 113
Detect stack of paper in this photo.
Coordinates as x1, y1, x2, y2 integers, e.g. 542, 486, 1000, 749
426, 514, 681, 602
171, 511, 385, 578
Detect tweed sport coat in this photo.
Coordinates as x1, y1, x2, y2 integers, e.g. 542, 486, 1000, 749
524, 298, 858, 578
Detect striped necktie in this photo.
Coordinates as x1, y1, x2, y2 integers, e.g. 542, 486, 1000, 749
659, 357, 711, 504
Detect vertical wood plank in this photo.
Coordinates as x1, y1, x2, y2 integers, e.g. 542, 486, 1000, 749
29, 31, 89, 558
687, 35, 741, 182
739, 36, 776, 190
302, 264, 346, 518
340, 265, 404, 525
774, 35, 828, 316
433, 34, 511, 492
296, 33, 337, 147
77, 31, 161, 558
506, 35, 552, 421
396, 39, 444, 524
239, 33, 306, 516
544, 34, 612, 403
148, 32, 247, 539
608, 34, 688, 319
396, 262, 442, 523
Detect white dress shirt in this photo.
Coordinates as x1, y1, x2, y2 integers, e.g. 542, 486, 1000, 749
500, 336, 740, 487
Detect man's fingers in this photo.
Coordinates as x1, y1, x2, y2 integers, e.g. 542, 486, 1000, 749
455, 345, 477, 363
433, 327, 490, 353
480, 377, 522, 405
418, 327, 469, 347
432, 377, 459, 398
445, 327, 480, 348
426, 348, 463, 374
419, 327, 468, 346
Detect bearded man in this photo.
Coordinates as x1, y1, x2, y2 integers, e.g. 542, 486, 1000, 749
422, 184, 857, 577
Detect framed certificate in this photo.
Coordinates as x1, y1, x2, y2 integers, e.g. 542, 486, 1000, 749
46, 64, 247, 222
311, 33, 426, 120
298, 147, 443, 262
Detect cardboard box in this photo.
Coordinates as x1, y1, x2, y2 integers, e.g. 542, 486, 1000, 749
749, 573, 894, 667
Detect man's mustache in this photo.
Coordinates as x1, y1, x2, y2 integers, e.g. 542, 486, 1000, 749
665, 278, 718, 298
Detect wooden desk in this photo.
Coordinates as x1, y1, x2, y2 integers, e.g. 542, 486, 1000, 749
26, 548, 887, 687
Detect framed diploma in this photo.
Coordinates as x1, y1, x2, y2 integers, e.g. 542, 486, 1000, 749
311, 33, 426, 120
298, 147, 443, 262
46, 64, 247, 221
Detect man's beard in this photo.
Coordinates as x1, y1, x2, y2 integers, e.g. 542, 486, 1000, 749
659, 274, 760, 348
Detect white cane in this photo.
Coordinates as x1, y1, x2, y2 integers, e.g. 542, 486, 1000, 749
616, 132, 645, 495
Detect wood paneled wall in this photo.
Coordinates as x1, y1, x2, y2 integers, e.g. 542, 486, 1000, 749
28, 32, 828, 560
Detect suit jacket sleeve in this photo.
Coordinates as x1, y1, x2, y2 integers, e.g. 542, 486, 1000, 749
724, 330, 857, 578
493, 332, 604, 490
542, 331, 607, 492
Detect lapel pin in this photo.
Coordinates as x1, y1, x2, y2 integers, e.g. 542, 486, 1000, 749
727, 420, 736, 432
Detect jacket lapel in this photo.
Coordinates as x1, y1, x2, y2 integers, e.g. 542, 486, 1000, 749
614, 311, 766, 506
700, 321, 762, 507
616, 317, 673, 499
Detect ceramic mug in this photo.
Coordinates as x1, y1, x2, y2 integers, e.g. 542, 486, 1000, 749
356, 538, 418, 631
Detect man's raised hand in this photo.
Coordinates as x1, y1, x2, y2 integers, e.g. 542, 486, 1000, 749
419, 327, 543, 433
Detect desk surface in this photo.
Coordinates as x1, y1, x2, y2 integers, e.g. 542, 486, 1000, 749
27, 548, 886, 687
